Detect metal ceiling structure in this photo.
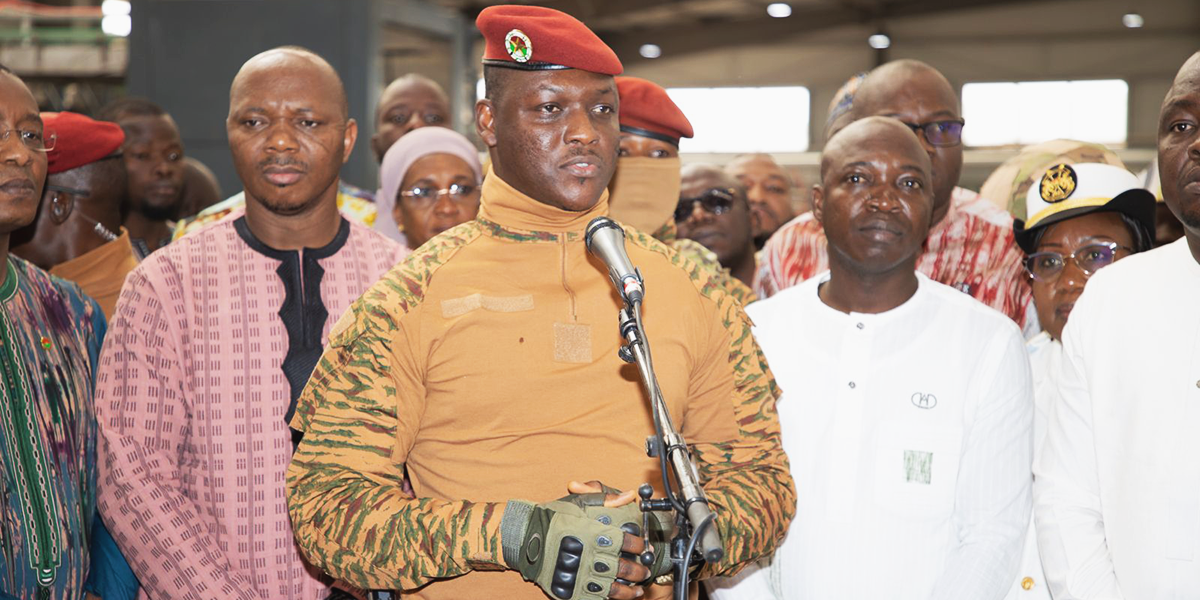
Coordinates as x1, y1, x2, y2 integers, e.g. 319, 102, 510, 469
437, 0, 1058, 65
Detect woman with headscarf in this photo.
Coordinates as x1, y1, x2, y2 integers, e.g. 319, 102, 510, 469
376, 127, 484, 250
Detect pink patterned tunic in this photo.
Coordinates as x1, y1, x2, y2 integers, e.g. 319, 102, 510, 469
756, 187, 1035, 333
94, 209, 407, 600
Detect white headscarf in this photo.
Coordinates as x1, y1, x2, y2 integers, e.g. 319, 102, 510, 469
375, 127, 483, 242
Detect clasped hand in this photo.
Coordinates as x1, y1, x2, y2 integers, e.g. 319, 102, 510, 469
500, 480, 671, 600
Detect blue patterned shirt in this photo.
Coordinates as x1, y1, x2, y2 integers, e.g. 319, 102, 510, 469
0, 256, 105, 599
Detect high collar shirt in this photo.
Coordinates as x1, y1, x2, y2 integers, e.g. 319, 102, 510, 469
285, 170, 795, 599
755, 187, 1037, 336
0, 257, 105, 599
714, 272, 1033, 600
1035, 237, 1200, 599
93, 209, 406, 600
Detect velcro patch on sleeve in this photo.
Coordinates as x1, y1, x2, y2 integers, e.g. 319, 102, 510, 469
328, 305, 359, 345
441, 293, 535, 318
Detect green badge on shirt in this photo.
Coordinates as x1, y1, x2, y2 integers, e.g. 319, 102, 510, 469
904, 450, 933, 484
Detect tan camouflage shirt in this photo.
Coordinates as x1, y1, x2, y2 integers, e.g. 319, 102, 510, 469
286, 171, 794, 598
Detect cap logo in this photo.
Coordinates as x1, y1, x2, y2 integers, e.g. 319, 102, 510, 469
505, 29, 533, 63
1040, 163, 1078, 203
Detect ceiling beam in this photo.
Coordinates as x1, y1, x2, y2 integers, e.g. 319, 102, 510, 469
603, 0, 1048, 66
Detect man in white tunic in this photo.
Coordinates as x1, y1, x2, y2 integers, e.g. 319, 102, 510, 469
1034, 50, 1200, 600
709, 116, 1032, 600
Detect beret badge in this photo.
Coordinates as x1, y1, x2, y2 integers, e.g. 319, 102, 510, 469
505, 29, 533, 63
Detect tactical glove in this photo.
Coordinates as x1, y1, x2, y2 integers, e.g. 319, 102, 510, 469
500, 493, 670, 599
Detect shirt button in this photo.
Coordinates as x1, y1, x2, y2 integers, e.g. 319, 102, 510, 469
856, 322, 865, 330
1195, 380, 1200, 389
1021, 577, 1035, 591
848, 381, 856, 389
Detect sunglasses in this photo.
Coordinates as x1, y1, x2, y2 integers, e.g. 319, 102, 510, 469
674, 188, 737, 222
1024, 241, 1132, 283
899, 119, 965, 147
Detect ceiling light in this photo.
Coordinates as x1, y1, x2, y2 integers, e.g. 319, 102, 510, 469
101, 14, 131, 37
639, 44, 662, 59
767, 3, 792, 18
1122, 13, 1144, 28
101, 0, 130, 16
868, 33, 891, 49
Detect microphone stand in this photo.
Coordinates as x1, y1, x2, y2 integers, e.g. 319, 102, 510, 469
614, 277, 723, 600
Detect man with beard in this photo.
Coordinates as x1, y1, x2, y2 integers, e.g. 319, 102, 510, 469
175, 74, 454, 241
757, 61, 1033, 336
286, 6, 794, 599
98, 98, 185, 259
675, 164, 757, 288
94, 47, 406, 600
1035, 50, 1200, 599
711, 117, 1032, 600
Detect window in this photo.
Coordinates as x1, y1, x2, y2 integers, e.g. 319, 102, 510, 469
961, 79, 1128, 147
666, 86, 810, 153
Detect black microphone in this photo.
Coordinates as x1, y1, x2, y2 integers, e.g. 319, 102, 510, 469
585, 217, 644, 305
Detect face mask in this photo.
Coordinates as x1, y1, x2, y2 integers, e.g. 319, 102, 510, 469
607, 156, 682, 233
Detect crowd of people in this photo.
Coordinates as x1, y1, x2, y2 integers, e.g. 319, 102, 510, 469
0, 3, 1195, 600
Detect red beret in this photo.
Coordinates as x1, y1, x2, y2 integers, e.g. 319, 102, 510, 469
43, 111, 124, 175
616, 77, 693, 145
477, 5, 622, 76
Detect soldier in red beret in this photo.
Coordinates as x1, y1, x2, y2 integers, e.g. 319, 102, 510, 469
11, 111, 136, 318
287, 5, 794, 600
607, 77, 756, 303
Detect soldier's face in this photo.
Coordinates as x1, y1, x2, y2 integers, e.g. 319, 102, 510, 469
478, 69, 619, 212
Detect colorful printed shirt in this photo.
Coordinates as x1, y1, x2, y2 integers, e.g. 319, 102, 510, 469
286, 171, 795, 598
172, 182, 378, 243
95, 209, 407, 600
756, 187, 1035, 334
0, 257, 105, 599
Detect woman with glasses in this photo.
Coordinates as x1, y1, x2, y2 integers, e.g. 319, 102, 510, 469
376, 126, 483, 250
1004, 161, 1155, 600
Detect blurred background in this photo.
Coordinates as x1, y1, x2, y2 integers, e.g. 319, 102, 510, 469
3, 0, 1196, 201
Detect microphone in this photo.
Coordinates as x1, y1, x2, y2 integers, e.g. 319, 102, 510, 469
585, 217, 644, 305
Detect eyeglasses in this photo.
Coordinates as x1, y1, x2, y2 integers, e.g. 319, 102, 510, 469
674, 188, 737, 222
399, 182, 479, 206
1024, 241, 1132, 283
900, 119, 965, 147
1, 127, 55, 152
